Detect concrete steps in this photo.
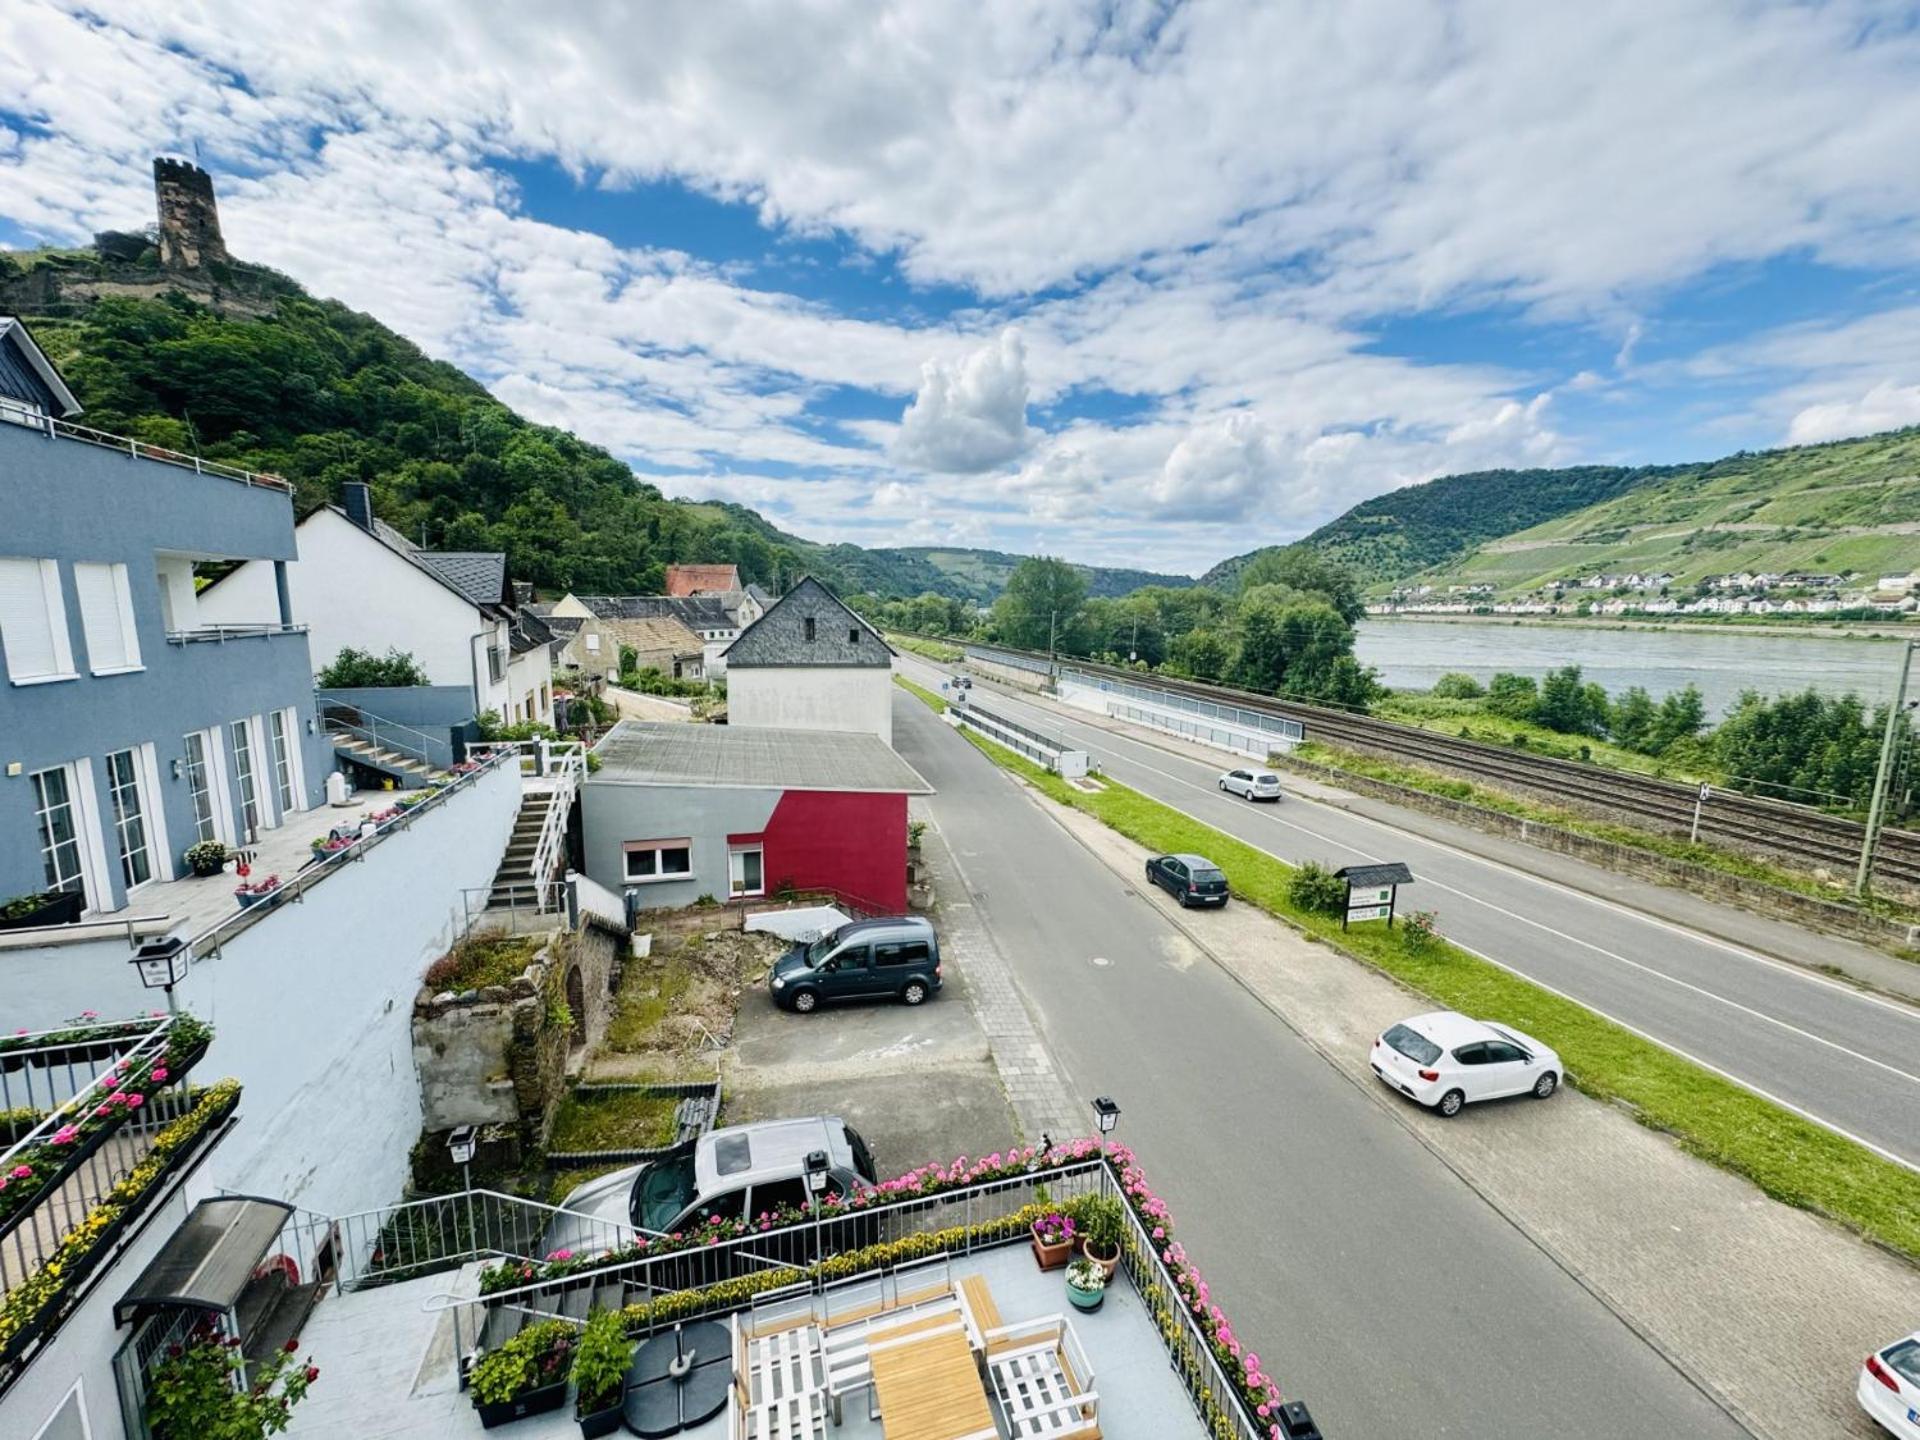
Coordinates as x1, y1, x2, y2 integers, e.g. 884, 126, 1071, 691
486, 793, 560, 909
329, 735, 446, 789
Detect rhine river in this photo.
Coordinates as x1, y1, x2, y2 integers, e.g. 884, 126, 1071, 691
1355, 617, 1910, 716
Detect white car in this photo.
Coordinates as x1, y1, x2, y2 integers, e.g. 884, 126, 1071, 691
1218, 767, 1283, 801
1860, 1332, 1920, 1438
1369, 1010, 1561, 1117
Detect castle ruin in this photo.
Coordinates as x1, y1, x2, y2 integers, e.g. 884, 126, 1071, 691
152, 157, 228, 270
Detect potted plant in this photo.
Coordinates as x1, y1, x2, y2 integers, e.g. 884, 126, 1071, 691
1029, 1210, 1078, 1270
1078, 1194, 1124, 1280
146, 1322, 319, 1440
1064, 1256, 1108, 1313
0, 888, 84, 932
470, 1319, 575, 1428
233, 873, 282, 910
183, 841, 229, 878
571, 1309, 632, 1437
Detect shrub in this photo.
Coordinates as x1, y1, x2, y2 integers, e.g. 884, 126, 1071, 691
317, 646, 429, 688
1286, 861, 1348, 915
184, 840, 228, 875
1430, 672, 1484, 699
147, 1321, 319, 1440
470, 1320, 574, 1406
1400, 909, 1439, 953
571, 1309, 632, 1416
1078, 1194, 1125, 1256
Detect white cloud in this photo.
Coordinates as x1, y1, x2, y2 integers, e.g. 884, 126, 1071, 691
1786, 382, 1920, 446
892, 328, 1032, 473
1153, 414, 1282, 522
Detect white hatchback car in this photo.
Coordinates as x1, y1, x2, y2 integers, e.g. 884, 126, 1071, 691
1860, 1331, 1920, 1438
1218, 767, 1283, 801
1369, 1010, 1561, 1117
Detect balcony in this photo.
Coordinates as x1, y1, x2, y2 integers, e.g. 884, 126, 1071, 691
0, 395, 292, 495
164, 622, 309, 647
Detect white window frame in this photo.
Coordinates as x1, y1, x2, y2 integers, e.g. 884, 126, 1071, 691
0, 556, 77, 684
104, 746, 155, 892
30, 1378, 93, 1440
231, 717, 263, 839
623, 839, 693, 884
30, 763, 89, 900
584, 632, 601, 654
203, 724, 237, 847
136, 741, 173, 881
182, 730, 219, 845
728, 845, 765, 899
73, 560, 143, 675
269, 709, 297, 815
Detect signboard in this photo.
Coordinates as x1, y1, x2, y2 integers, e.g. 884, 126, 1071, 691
1350, 886, 1392, 907
1345, 904, 1392, 923
1334, 861, 1415, 931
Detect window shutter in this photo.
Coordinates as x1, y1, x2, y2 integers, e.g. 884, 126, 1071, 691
75, 562, 132, 671
0, 557, 61, 679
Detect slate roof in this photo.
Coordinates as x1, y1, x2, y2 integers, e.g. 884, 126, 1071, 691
602, 616, 706, 655
723, 576, 893, 668
416, 551, 510, 608
571, 595, 736, 631
543, 614, 585, 637
0, 317, 82, 418
591, 720, 932, 794
1335, 862, 1415, 888
508, 606, 555, 656
746, 583, 775, 606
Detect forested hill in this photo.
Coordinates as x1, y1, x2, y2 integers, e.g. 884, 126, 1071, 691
0, 248, 1168, 603
1202, 463, 1666, 590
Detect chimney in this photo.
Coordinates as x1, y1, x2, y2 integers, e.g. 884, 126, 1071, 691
341, 482, 375, 532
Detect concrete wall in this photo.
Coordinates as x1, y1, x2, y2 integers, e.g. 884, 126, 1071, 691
316, 685, 479, 768
0, 424, 332, 912
583, 781, 777, 908
727, 666, 893, 745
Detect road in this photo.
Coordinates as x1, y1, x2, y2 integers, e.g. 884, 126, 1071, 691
891, 688, 1747, 1439
897, 654, 1920, 1172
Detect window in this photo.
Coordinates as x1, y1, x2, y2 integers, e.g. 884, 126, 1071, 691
182, 731, 217, 844
1451, 1042, 1490, 1066
31, 1380, 93, 1440
1483, 1042, 1530, 1065
874, 941, 930, 968
624, 840, 692, 882
849, 628, 859, 644
691, 1187, 748, 1227
269, 710, 296, 814
728, 846, 764, 897
30, 766, 86, 895
585, 632, 601, 653
72, 562, 141, 673
749, 1177, 811, 1218
0, 556, 75, 683
231, 719, 261, 835
1382, 1024, 1440, 1067
826, 945, 869, 973
487, 644, 505, 683
105, 748, 152, 890
804, 616, 816, 642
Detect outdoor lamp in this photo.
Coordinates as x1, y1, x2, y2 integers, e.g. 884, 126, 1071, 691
1092, 1095, 1121, 1136
131, 937, 188, 1014
803, 1149, 830, 1200
447, 1125, 478, 1167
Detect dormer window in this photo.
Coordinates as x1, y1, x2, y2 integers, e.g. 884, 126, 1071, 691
804, 617, 816, 642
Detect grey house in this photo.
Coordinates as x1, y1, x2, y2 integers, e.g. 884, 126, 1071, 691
0, 318, 334, 918
723, 576, 897, 744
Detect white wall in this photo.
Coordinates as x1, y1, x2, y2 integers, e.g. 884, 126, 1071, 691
727, 667, 893, 745
200, 509, 493, 705
505, 641, 554, 726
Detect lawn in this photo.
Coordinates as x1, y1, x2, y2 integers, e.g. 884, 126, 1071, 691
548, 1089, 679, 1153
892, 673, 948, 713
898, 684, 1920, 1263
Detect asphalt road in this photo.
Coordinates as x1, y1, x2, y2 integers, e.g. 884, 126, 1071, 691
891, 688, 1748, 1440
898, 655, 1920, 1172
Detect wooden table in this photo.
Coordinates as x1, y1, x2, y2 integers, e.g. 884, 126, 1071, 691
868, 1325, 997, 1440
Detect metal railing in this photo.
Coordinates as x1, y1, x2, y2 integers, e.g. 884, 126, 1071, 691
1107, 698, 1279, 759
182, 748, 511, 963
468, 740, 586, 914
165, 623, 309, 646
1061, 665, 1306, 743
320, 705, 442, 772
0, 1020, 192, 1308
329, 1187, 636, 1294
458, 878, 567, 939
0, 394, 294, 492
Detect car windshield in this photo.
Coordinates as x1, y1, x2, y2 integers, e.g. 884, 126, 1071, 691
1191, 867, 1225, 885
1886, 1339, 1920, 1386
804, 929, 847, 966
1383, 1024, 1441, 1066
632, 1153, 697, 1232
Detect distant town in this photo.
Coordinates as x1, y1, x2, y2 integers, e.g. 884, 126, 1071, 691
1370, 569, 1919, 619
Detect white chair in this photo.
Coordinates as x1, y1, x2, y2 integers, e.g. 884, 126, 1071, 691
730, 1312, 827, 1431
986, 1314, 1100, 1439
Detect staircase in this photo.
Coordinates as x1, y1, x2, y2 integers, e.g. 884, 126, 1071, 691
328, 732, 446, 789
479, 1276, 628, 1353
486, 790, 558, 910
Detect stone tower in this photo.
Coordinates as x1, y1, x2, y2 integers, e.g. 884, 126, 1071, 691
152, 157, 228, 269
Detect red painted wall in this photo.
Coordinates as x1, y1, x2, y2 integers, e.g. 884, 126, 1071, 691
730, 789, 908, 913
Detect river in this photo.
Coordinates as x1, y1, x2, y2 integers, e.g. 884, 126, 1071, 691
1354, 617, 1909, 716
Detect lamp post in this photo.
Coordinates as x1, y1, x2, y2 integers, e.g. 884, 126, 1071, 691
448, 1126, 478, 1253
130, 937, 188, 1015
1091, 1096, 1120, 1138
804, 1149, 830, 1267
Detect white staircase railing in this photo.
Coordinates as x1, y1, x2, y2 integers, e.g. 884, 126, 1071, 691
469, 740, 587, 913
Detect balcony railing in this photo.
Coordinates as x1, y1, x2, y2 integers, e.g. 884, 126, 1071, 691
164, 623, 309, 646
0, 395, 293, 493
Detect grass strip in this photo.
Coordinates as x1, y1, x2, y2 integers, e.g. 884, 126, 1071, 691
548, 1090, 678, 1152
892, 673, 948, 713
887, 633, 966, 663
900, 683, 1920, 1263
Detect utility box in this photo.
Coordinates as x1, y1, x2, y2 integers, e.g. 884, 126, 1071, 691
1056, 750, 1091, 780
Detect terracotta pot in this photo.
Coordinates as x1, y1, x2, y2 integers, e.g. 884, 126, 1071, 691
1030, 1227, 1075, 1271
1080, 1238, 1120, 1281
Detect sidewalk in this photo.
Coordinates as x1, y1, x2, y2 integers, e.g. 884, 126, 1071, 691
1025, 776, 1920, 1440
964, 665, 1920, 1005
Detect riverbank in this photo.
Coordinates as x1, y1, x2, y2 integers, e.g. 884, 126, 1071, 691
1365, 611, 1914, 641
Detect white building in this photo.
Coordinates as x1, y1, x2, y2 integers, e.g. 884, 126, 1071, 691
199, 483, 554, 726
722, 576, 896, 745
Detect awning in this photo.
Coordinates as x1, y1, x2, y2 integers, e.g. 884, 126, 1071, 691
114, 1196, 293, 1326
1334, 862, 1414, 888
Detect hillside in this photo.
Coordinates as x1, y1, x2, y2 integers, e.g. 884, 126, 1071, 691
0, 246, 1159, 606
1202, 464, 1665, 590
880, 547, 1192, 604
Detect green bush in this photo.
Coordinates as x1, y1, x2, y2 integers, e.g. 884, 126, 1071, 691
317, 646, 430, 688
1078, 1194, 1125, 1256
1431, 673, 1484, 699
571, 1309, 632, 1416
1286, 861, 1348, 915
470, 1320, 575, 1406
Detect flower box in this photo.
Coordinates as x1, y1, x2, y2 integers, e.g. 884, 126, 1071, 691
576, 1394, 624, 1438
0, 889, 84, 932
475, 1377, 569, 1429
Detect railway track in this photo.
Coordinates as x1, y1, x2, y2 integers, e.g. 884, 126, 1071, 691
949, 641, 1920, 890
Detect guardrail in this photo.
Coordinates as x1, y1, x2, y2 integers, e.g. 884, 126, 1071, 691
0, 394, 293, 492
469, 739, 586, 915
949, 701, 1092, 778
329, 1187, 635, 1294
164, 623, 309, 646
321, 704, 442, 772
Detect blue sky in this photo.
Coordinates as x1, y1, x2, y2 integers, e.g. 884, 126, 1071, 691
4, 1, 1920, 574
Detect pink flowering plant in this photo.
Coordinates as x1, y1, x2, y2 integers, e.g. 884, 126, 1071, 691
1031, 1211, 1077, 1247
0, 1014, 155, 1059
0, 1014, 212, 1229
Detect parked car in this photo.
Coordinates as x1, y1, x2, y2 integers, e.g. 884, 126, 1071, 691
769, 916, 942, 1013
1369, 1011, 1561, 1117
1218, 767, 1283, 801
1145, 854, 1229, 907
561, 1115, 881, 1238
1859, 1331, 1920, 1438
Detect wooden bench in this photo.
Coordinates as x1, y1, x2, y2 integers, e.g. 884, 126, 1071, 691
958, 1275, 1001, 1348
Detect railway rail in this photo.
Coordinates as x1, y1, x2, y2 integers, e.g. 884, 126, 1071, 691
945, 640, 1920, 891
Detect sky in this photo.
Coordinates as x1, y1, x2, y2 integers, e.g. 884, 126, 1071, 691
4, 2, 1920, 577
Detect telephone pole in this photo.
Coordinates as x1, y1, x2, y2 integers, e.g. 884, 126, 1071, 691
1855, 639, 1916, 897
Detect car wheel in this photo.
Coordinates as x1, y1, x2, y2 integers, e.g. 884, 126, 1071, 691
1218, 780, 1227, 791
1436, 1089, 1466, 1118
1532, 1071, 1558, 1099
791, 990, 819, 1014
902, 980, 928, 1006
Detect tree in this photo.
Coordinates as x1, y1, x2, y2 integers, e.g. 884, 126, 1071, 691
1533, 665, 1609, 737
1712, 688, 1888, 807
1484, 672, 1539, 720
1235, 546, 1366, 624
1165, 627, 1231, 680
316, 646, 430, 688
1650, 685, 1707, 753
1610, 685, 1659, 752
1431, 672, 1485, 699
991, 556, 1087, 651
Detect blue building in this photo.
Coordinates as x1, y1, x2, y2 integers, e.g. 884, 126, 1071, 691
0, 317, 335, 918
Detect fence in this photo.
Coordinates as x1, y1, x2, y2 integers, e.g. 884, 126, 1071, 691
320, 704, 444, 772
950, 702, 1091, 777
1105, 696, 1285, 759
329, 1187, 637, 1294
1061, 665, 1305, 745
470, 738, 586, 915
0, 393, 293, 492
